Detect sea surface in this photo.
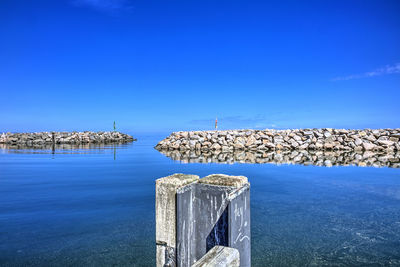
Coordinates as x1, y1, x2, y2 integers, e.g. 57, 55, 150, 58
1, 133, 400, 266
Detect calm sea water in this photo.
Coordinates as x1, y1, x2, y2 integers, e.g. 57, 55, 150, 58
1, 133, 400, 266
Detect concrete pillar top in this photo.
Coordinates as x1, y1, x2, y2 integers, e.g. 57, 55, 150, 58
199, 174, 248, 188
156, 173, 199, 187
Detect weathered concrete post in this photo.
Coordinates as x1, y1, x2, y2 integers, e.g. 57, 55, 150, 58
156, 174, 200, 267
156, 174, 250, 267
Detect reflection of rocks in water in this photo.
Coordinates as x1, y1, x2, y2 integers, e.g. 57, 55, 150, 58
0, 142, 130, 155
2, 143, 89, 150
158, 149, 400, 168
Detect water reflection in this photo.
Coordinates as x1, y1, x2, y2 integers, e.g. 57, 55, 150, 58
158, 149, 400, 168
0, 143, 131, 157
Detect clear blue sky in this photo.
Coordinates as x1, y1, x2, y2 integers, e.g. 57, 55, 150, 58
1, 0, 399, 133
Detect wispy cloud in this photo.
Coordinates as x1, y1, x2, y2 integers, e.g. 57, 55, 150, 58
71, 0, 133, 13
332, 62, 400, 81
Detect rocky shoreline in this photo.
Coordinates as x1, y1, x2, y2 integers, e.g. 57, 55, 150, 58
155, 129, 400, 152
0, 131, 136, 146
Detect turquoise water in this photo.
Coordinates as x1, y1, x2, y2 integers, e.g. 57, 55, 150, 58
1, 134, 400, 266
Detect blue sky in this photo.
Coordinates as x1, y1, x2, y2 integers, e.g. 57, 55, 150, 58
1, 0, 399, 133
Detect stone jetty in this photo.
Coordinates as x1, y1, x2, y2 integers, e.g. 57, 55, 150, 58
155, 129, 400, 152
0, 131, 135, 146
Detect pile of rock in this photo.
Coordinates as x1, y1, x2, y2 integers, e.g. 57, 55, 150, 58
158, 149, 400, 168
155, 129, 400, 152
0, 131, 136, 146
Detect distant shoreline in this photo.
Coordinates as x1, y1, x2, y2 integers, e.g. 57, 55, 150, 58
0, 131, 136, 146
155, 128, 400, 152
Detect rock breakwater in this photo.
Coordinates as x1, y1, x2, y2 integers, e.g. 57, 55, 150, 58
0, 131, 135, 146
155, 129, 400, 152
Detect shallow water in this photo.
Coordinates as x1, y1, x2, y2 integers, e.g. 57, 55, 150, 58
1, 133, 400, 266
